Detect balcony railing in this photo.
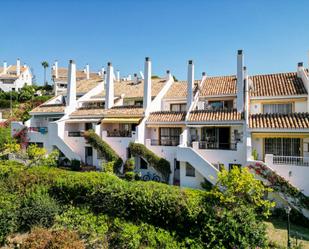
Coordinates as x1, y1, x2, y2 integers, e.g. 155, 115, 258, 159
150, 139, 180, 146
107, 130, 132, 137
273, 156, 309, 167
68, 131, 84, 137
198, 141, 237, 150
29, 127, 48, 134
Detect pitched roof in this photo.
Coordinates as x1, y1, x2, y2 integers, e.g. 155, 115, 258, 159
199, 75, 237, 96
249, 113, 309, 129
93, 78, 167, 99
147, 111, 186, 123
188, 109, 243, 122
70, 105, 144, 118
30, 104, 65, 114
249, 72, 307, 97
163, 81, 200, 99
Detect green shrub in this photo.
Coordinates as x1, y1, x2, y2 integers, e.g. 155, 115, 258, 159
125, 171, 135, 181
84, 130, 122, 173
124, 157, 135, 173
102, 161, 114, 173
129, 142, 171, 182
0, 99, 13, 108
0, 191, 19, 245
18, 187, 60, 230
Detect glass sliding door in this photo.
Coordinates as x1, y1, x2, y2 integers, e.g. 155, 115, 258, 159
264, 138, 301, 157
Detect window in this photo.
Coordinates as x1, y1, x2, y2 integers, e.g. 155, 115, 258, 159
85, 123, 93, 131
265, 138, 301, 157
208, 100, 233, 110
263, 103, 292, 114
134, 100, 143, 106
159, 128, 181, 146
185, 163, 195, 177
170, 103, 186, 112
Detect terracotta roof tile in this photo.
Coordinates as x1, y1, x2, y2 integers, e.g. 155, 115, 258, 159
249, 72, 307, 97
70, 106, 144, 118
30, 104, 65, 114
93, 78, 166, 99
200, 76, 237, 96
147, 111, 186, 123
249, 113, 309, 129
188, 109, 243, 122
163, 81, 200, 99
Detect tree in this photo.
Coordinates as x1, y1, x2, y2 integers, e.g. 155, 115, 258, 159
41, 61, 49, 86
209, 167, 275, 218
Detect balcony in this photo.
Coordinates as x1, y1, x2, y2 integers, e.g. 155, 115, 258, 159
273, 155, 309, 167
198, 141, 237, 150
68, 131, 84, 137
29, 127, 48, 134
150, 139, 180, 146
107, 130, 132, 137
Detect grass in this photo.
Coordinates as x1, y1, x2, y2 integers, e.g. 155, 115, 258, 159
265, 218, 309, 248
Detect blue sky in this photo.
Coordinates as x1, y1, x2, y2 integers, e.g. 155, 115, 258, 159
1, 0, 309, 84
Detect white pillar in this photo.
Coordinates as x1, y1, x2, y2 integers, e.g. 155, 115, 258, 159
166, 70, 172, 81
296, 62, 309, 112
54, 60, 58, 78
66, 60, 77, 107
3, 61, 7, 74
86, 64, 90, 80
116, 70, 120, 81
105, 62, 114, 109
187, 60, 194, 111
16, 58, 20, 76
143, 57, 152, 112
236, 50, 244, 112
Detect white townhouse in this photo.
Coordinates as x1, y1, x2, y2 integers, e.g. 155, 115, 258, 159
11, 52, 309, 198
0, 59, 32, 92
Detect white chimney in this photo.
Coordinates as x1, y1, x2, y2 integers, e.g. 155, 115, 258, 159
105, 62, 114, 109
16, 58, 20, 76
116, 70, 120, 81
143, 57, 152, 112
166, 70, 172, 80
3, 61, 7, 74
86, 64, 90, 80
101, 67, 105, 77
236, 50, 244, 112
139, 71, 144, 79
297, 62, 309, 112
54, 60, 58, 78
127, 74, 132, 81
244, 66, 249, 124
187, 60, 194, 111
133, 73, 138, 84
66, 60, 77, 108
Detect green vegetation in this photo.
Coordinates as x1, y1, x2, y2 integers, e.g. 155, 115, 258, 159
41, 61, 49, 86
84, 130, 123, 173
129, 142, 171, 182
0, 161, 275, 248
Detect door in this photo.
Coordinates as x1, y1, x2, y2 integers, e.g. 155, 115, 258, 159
218, 127, 230, 149
85, 147, 93, 165
173, 159, 180, 186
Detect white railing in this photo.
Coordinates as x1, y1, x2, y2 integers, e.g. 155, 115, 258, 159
273, 155, 309, 167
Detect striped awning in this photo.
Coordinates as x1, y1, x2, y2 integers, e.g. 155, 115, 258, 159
102, 117, 141, 124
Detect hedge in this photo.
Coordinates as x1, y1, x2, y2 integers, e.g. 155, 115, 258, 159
84, 130, 123, 173
129, 142, 171, 182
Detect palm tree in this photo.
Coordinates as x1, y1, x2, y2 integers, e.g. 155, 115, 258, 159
41, 61, 49, 86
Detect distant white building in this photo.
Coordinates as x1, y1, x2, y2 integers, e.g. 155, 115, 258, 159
0, 59, 32, 92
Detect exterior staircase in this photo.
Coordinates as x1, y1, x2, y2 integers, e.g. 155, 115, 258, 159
48, 122, 81, 161
247, 160, 309, 219
176, 145, 219, 185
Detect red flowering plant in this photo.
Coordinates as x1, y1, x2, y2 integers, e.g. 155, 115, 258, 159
248, 161, 309, 210
13, 127, 29, 150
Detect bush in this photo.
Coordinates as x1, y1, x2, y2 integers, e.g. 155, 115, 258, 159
84, 130, 123, 173
125, 171, 135, 181
129, 142, 171, 182
18, 188, 60, 230
102, 161, 114, 173
124, 157, 135, 173
0, 99, 13, 108
20, 227, 85, 249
